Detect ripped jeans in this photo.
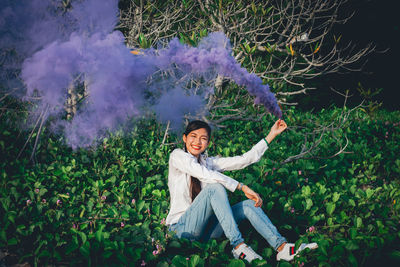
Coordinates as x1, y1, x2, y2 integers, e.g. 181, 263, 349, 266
169, 183, 287, 250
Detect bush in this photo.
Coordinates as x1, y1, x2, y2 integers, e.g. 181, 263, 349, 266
1, 107, 399, 266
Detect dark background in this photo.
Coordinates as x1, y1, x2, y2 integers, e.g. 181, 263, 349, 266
299, 0, 399, 111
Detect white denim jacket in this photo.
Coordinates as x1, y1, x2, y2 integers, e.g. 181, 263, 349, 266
166, 139, 269, 225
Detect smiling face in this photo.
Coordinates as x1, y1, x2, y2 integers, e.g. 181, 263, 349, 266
183, 128, 209, 158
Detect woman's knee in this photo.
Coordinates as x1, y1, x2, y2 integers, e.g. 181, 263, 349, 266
242, 199, 256, 207
204, 183, 226, 195
241, 199, 261, 213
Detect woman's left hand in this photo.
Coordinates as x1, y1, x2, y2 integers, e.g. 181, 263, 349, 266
242, 185, 263, 207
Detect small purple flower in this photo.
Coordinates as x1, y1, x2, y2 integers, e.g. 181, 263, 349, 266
67, 192, 70, 196
290, 207, 295, 213
141, 260, 146, 266
26, 199, 32, 206
73, 223, 78, 229
272, 167, 276, 171
298, 170, 302, 175
101, 195, 106, 201
152, 250, 158, 256
56, 199, 62, 206
186, 258, 189, 261
149, 158, 152, 161
151, 237, 155, 243
42, 199, 46, 203
131, 198, 136, 205
35, 188, 39, 194
121, 222, 125, 228
265, 171, 269, 176
160, 218, 166, 225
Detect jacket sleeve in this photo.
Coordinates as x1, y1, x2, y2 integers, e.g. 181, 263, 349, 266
169, 149, 239, 192
208, 139, 268, 172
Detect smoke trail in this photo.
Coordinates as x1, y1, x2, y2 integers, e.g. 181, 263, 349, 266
0, 0, 72, 95
2, 0, 281, 148
154, 34, 282, 118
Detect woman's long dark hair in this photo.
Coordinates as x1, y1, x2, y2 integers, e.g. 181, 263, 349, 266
183, 120, 211, 202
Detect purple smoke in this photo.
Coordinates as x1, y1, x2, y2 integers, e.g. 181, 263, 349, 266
2, 0, 281, 148
0, 0, 72, 93
155, 34, 282, 118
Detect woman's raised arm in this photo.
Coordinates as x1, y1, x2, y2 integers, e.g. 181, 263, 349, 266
209, 120, 287, 172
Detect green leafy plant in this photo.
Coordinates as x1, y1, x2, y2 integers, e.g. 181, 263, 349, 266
1, 107, 400, 266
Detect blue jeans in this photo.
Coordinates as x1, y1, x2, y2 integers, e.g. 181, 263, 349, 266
169, 183, 287, 250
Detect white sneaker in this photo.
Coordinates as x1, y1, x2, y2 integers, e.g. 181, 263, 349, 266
232, 243, 263, 263
276, 242, 318, 261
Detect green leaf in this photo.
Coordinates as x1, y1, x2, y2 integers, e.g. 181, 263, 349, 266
218, 239, 229, 253
326, 202, 336, 215
7, 211, 16, 224
366, 188, 374, 199
349, 228, 357, 239
66, 236, 79, 255
137, 200, 145, 212
332, 192, 341, 202
227, 259, 245, 267
350, 185, 357, 194
7, 237, 18, 245
278, 261, 292, 267
0, 230, 6, 242
121, 210, 129, 219
168, 240, 181, 248
356, 217, 363, 228
389, 250, 400, 260
348, 251, 358, 266
305, 198, 313, 210
138, 33, 147, 48
172, 255, 189, 267
189, 254, 200, 267
79, 232, 87, 244
79, 242, 91, 258
103, 250, 113, 259
95, 229, 103, 243
301, 185, 311, 197
346, 240, 359, 251
152, 189, 162, 198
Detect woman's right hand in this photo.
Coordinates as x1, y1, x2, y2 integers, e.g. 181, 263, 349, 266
242, 185, 263, 207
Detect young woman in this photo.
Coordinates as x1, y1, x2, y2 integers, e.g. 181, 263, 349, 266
166, 120, 317, 263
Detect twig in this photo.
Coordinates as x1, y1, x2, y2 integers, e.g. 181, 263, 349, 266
30, 105, 49, 163
160, 120, 170, 147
